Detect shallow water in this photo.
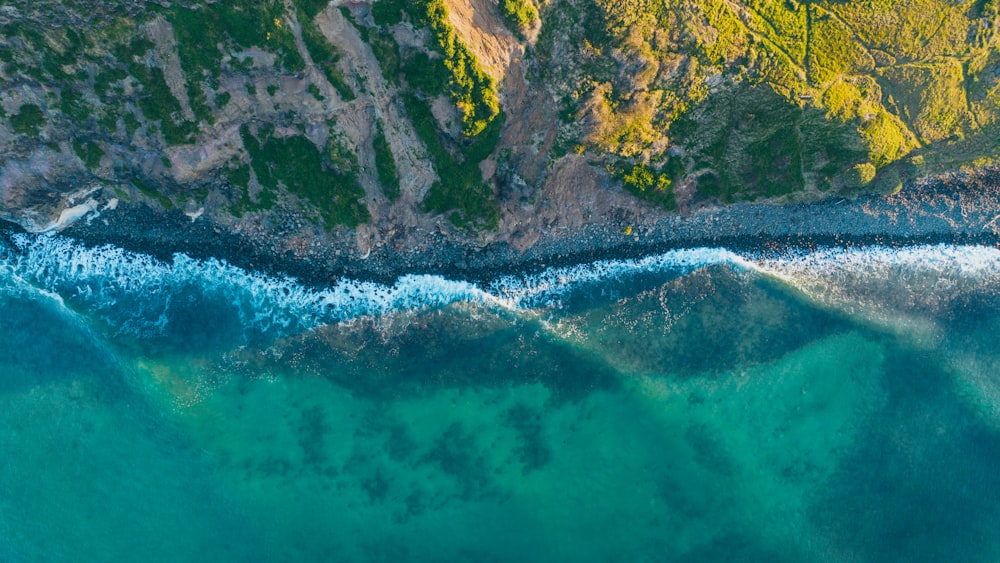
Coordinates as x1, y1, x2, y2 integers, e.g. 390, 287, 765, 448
1, 234, 999, 561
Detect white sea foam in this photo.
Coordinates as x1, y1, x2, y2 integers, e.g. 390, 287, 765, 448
0, 234, 496, 335
489, 247, 751, 308
2, 234, 999, 338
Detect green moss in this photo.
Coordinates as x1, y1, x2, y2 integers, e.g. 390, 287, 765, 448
10, 104, 46, 136
267, 84, 279, 96
373, 119, 401, 200
72, 140, 105, 170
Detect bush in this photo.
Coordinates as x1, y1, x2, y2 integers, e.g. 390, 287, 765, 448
10, 103, 45, 136
500, 0, 538, 31
845, 162, 876, 188
72, 140, 105, 170
240, 125, 369, 229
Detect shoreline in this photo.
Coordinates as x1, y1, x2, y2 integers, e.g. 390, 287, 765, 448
5, 168, 1000, 287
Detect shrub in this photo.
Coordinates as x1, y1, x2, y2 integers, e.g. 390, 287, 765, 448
845, 162, 876, 188
10, 103, 45, 136
500, 0, 538, 31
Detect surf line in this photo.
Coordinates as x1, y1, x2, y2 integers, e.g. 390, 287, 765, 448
3, 234, 1000, 330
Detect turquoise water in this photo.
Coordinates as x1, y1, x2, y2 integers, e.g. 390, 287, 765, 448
2, 234, 1000, 561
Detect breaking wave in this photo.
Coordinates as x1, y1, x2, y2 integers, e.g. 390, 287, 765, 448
2, 233, 998, 340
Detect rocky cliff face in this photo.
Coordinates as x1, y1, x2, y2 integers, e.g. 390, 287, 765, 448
1, 0, 999, 255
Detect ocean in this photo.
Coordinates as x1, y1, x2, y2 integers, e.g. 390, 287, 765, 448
0, 232, 999, 561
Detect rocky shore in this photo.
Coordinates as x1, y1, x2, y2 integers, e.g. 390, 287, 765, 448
5, 167, 1000, 288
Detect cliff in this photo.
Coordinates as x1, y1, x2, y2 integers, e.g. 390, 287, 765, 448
1, 0, 1000, 259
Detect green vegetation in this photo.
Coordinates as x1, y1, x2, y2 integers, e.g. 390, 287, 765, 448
881, 60, 974, 144
296, 6, 356, 101
166, 0, 304, 128
59, 86, 89, 123
499, 0, 539, 34
130, 62, 198, 145
95, 67, 127, 100
226, 162, 276, 217
377, 0, 500, 138
295, 0, 331, 19
168, 2, 303, 80
845, 162, 876, 188
307, 83, 325, 101
372, 119, 401, 200
240, 124, 369, 229
404, 93, 500, 228
133, 177, 175, 211
370, 0, 503, 226
531, 0, 1000, 201
10, 104, 45, 136
367, 32, 402, 86
72, 140, 105, 170
215, 92, 231, 109
611, 162, 677, 210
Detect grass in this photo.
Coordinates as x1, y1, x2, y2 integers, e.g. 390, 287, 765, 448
881, 59, 973, 143
808, 7, 875, 82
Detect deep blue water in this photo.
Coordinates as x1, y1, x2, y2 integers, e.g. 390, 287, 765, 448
1, 233, 999, 561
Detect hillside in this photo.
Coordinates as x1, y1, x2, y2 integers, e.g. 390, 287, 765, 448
1, 0, 999, 254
